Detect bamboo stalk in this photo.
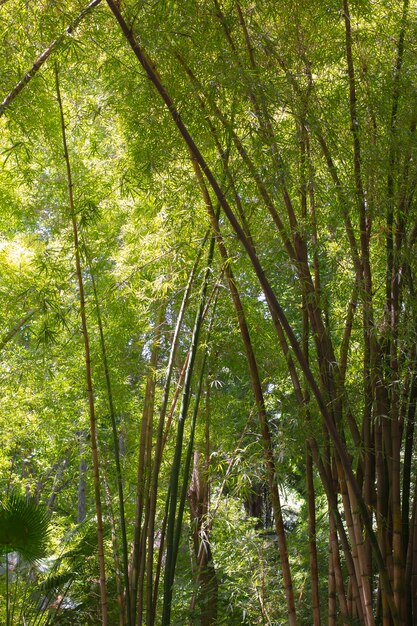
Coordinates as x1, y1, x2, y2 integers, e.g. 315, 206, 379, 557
192, 156, 298, 625
55, 66, 107, 625
131, 306, 164, 625
0, 309, 37, 351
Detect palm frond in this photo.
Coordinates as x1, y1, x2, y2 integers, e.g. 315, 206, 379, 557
0, 493, 50, 562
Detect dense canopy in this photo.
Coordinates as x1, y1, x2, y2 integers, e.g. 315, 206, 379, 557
1, 1, 417, 625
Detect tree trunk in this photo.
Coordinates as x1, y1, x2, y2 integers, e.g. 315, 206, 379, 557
188, 450, 218, 626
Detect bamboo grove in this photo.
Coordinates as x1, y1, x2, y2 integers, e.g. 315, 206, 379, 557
1, 0, 417, 624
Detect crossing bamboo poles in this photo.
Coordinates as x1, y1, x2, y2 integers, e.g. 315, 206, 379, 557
104, 4, 399, 621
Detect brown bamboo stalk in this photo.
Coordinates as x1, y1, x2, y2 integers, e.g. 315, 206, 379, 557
131, 307, 164, 625
328, 536, 336, 626
86, 251, 131, 624
192, 157, 298, 624
310, 439, 364, 623
402, 373, 417, 563
55, 66, 107, 624
345, 481, 375, 626
306, 444, 321, 625
375, 387, 392, 626
328, 508, 350, 624
388, 195, 406, 624
188, 383, 218, 626
337, 461, 368, 623
102, 467, 125, 625
329, 442, 353, 624
302, 125, 321, 295
405, 470, 417, 625
386, 0, 410, 307
299, 244, 321, 625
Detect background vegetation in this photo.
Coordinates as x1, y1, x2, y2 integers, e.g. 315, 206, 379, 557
1, 1, 417, 624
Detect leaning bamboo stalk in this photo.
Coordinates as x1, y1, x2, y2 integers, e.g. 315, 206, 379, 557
0, 309, 37, 352
102, 467, 125, 625
405, 350, 417, 625
386, 0, 410, 303
337, 464, 369, 624
375, 391, 391, 626
55, 67, 107, 625
137, 309, 167, 625
328, 510, 349, 625
192, 156, 298, 625
405, 470, 417, 624
310, 441, 364, 623
306, 445, 321, 625
151, 491, 170, 623
161, 351, 190, 451
326, 440, 352, 624
188, 444, 218, 625
402, 372, 417, 558
328, 532, 336, 626
299, 212, 320, 626
346, 482, 375, 626
171, 289, 219, 585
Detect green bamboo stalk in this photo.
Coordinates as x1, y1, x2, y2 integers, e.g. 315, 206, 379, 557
161, 232, 216, 626
86, 254, 131, 625
171, 288, 219, 577
146, 233, 208, 625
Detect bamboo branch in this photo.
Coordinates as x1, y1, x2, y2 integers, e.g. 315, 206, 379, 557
0, 309, 36, 351
0, 0, 102, 116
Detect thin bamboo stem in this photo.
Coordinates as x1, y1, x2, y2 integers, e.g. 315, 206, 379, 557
55, 66, 107, 625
